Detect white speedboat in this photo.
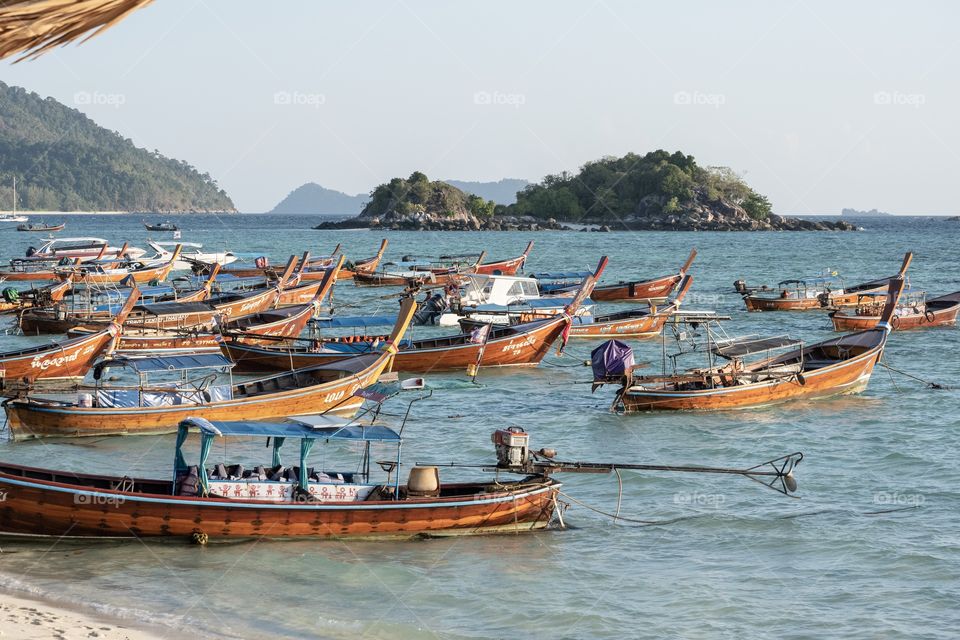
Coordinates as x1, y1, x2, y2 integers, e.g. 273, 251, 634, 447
146, 241, 237, 270
437, 273, 592, 326
23, 237, 146, 261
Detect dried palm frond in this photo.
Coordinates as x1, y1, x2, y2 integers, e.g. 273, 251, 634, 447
0, 0, 154, 61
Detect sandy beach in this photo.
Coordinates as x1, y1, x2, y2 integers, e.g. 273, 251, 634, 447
0, 592, 165, 640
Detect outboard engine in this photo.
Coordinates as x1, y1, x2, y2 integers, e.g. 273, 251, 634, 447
733, 279, 748, 295
58, 257, 72, 266
25, 246, 37, 257
492, 427, 529, 468
412, 293, 447, 325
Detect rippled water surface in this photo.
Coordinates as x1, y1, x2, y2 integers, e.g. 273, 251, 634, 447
1, 215, 958, 639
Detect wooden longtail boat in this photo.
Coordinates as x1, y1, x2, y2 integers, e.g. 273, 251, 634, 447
589, 249, 696, 303
741, 269, 897, 312
54, 245, 183, 285
830, 290, 960, 331
475, 241, 533, 275
605, 253, 912, 412
212, 245, 341, 279
18, 265, 287, 335
275, 255, 342, 307
3, 299, 418, 439
0, 277, 73, 314
16, 222, 64, 232
223, 259, 606, 374
0, 420, 801, 541
0, 417, 559, 540
334, 239, 388, 281
568, 275, 692, 339
353, 251, 487, 288
0, 289, 140, 394
71, 295, 324, 355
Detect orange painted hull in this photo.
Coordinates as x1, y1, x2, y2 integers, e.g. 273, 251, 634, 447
0, 466, 559, 539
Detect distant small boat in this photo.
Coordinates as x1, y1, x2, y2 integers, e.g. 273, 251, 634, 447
0, 176, 28, 225
16, 222, 65, 232
144, 220, 179, 231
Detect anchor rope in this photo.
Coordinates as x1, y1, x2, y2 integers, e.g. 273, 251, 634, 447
879, 357, 950, 390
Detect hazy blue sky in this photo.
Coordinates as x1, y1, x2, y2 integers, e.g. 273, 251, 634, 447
2, 0, 957, 213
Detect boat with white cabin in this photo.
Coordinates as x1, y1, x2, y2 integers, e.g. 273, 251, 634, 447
437, 273, 592, 326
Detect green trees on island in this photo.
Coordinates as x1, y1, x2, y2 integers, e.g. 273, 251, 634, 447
507, 150, 772, 222
0, 82, 235, 212
361, 171, 496, 220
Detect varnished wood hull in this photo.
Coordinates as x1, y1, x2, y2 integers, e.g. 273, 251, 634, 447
224, 316, 568, 373
5, 354, 391, 439
475, 242, 533, 276
276, 280, 322, 306
617, 342, 883, 412
589, 274, 681, 302
0, 329, 116, 393
568, 310, 670, 339
0, 467, 559, 539
744, 295, 823, 311
745, 288, 887, 311
831, 305, 960, 331
19, 287, 280, 334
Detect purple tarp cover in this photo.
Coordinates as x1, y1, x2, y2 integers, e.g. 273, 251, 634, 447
591, 340, 634, 380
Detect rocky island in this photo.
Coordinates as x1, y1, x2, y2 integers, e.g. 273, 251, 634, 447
315, 152, 857, 232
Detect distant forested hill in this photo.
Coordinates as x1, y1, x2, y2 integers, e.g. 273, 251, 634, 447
269, 183, 367, 215
443, 178, 529, 205
0, 82, 235, 212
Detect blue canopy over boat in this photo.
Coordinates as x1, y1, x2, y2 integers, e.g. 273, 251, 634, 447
530, 271, 592, 280
182, 417, 401, 442
94, 353, 233, 377
175, 416, 402, 493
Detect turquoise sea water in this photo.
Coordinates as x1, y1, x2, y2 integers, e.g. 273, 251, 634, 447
0, 215, 958, 639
